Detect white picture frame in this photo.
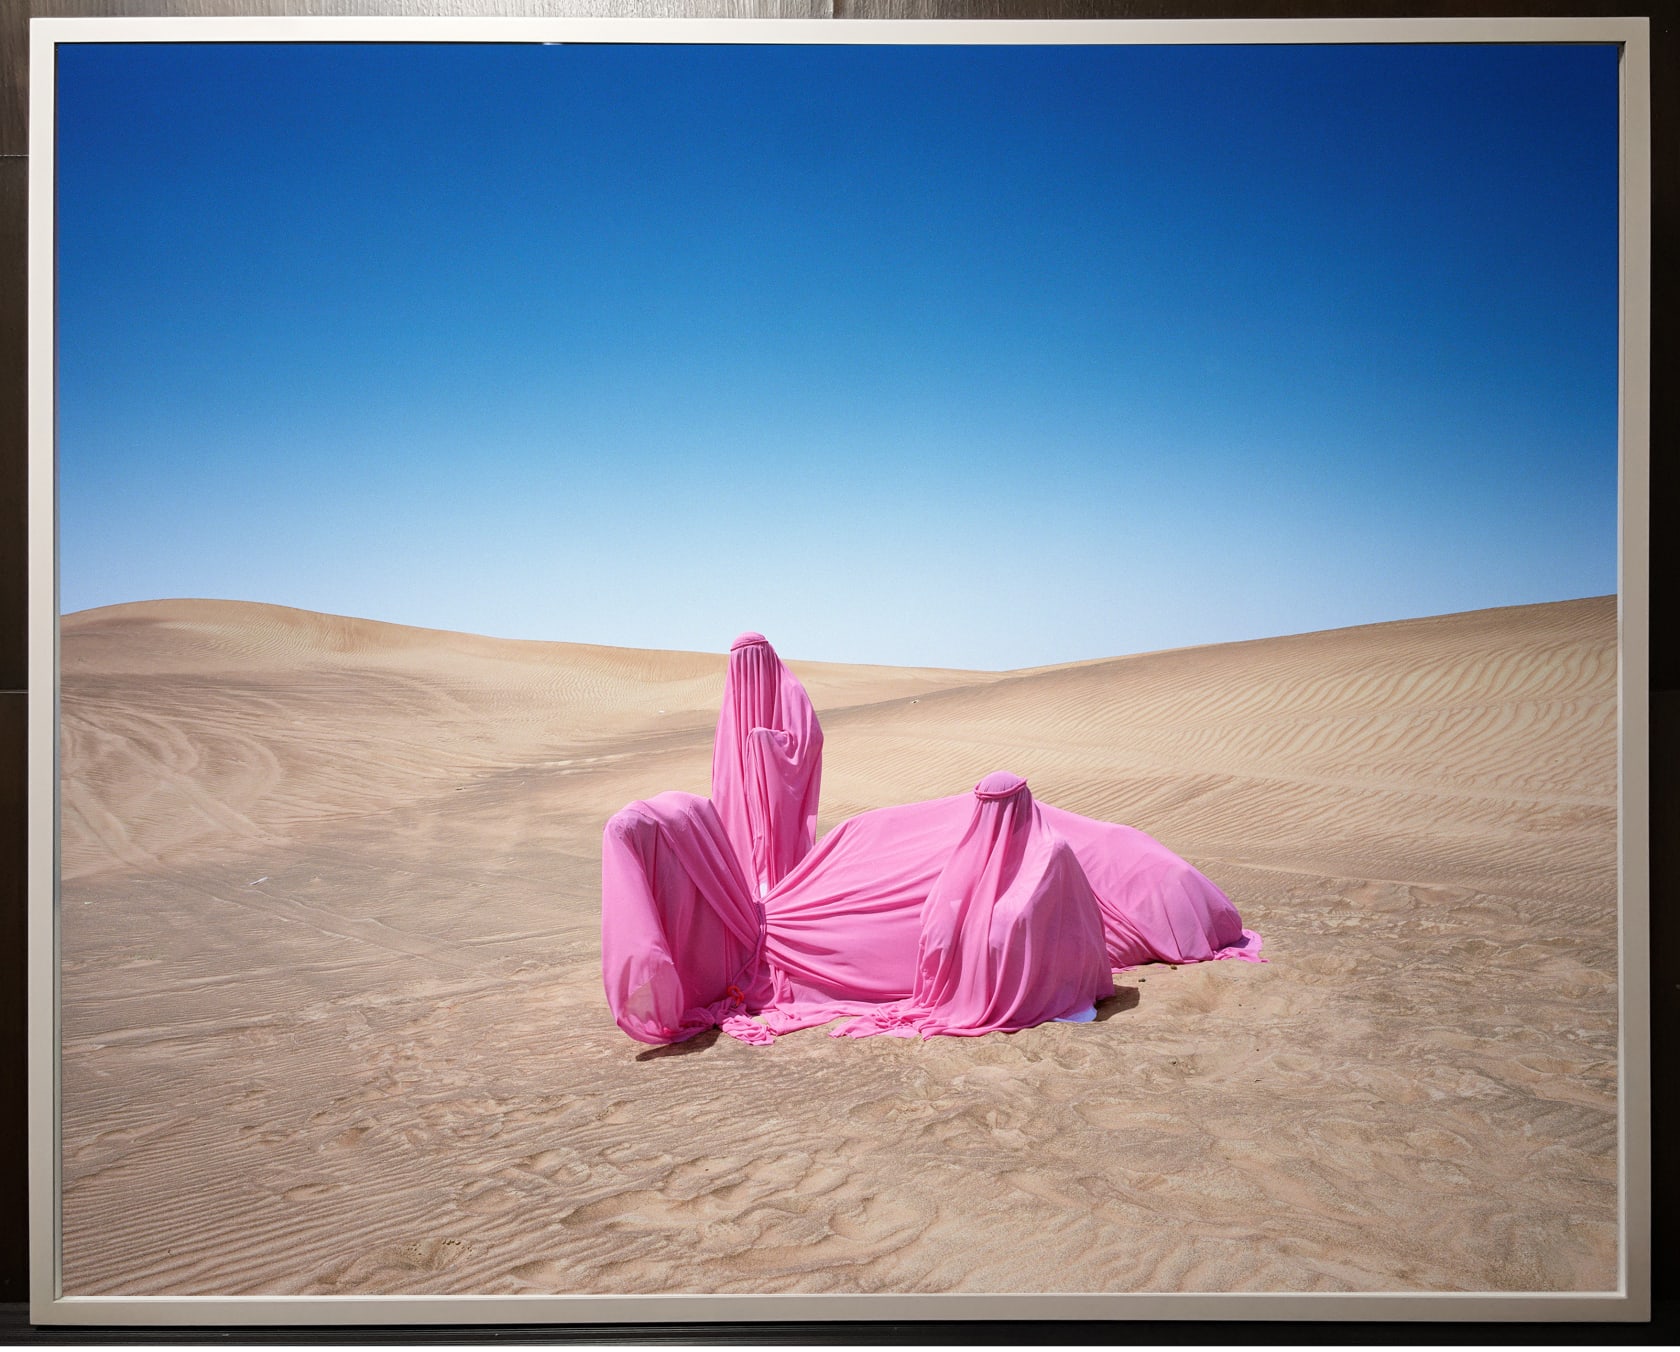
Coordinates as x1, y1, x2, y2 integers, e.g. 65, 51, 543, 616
27, 12, 1652, 1328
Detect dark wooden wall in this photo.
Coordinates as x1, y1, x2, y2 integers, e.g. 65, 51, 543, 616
0, 0, 1671, 1337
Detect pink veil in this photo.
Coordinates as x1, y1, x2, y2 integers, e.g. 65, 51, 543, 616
832, 773, 1114, 1039
599, 792, 770, 1045
710, 632, 824, 897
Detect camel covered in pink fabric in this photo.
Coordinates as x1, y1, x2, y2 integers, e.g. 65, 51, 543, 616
710, 632, 823, 898
600, 635, 1263, 1046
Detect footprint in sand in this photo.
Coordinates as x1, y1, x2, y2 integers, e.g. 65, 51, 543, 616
826, 1190, 928, 1244
385, 1238, 469, 1274
560, 1187, 683, 1230
313, 1237, 471, 1291
1171, 976, 1230, 1014
508, 1257, 571, 1288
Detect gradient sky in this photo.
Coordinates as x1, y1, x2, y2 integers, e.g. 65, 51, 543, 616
54, 38, 1621, 670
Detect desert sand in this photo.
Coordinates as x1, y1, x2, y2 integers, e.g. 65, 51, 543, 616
56, 595, 1619, 1296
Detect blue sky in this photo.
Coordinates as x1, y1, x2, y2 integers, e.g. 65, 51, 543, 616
54, 39, 1620, 669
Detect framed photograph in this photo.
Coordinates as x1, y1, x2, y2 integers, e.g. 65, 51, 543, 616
27, 12, 1651, 1328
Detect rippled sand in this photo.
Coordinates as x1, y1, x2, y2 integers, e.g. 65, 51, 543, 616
57, 596, 1619, 1295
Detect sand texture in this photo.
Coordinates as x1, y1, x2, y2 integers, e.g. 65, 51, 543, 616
57, 596, 1619, 1296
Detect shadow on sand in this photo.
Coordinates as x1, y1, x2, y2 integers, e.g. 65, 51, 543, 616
635, 987, 1141, 1055
1092, 985, 1142, 1022
635, 1027, 722, 1061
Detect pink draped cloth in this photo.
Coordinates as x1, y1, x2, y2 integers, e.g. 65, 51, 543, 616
752, 789, 1260, 1034
601, 773, 1263, 1046
599, 791, 771, 1045
600, 630, 1262, 1046
710, 633, 824, 898
831, 773, 1114, 1039
759, 792, 974, 1017
1039, 804, 1263, 969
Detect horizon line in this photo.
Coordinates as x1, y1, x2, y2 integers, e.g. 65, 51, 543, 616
57, 591, 1620, 675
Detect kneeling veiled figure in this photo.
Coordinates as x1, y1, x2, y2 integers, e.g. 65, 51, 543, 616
832, 772, 1114, 1039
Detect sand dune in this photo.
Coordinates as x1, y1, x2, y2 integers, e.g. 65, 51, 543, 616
56, 595, 1619, 1296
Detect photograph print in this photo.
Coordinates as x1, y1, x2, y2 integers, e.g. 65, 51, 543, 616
46, 26, 1629, 1309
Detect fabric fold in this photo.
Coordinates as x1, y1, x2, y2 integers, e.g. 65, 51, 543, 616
833, 773, 1114, 1039
1039, 804, 1263, 968
599, 791, 770, 1045
602, 632, 1264, 1047
711, 633, 823, 897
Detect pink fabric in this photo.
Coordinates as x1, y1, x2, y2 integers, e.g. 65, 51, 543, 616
711, 633, 824, 898
599, 791, 770, 1045
598, 774, 1261, 1046
599, 630, 1263, 1047
831, 773, 1114, 1039
751, 790, 1260, 1035
759, 792, 974, 1018
1039, 804, 1264, 969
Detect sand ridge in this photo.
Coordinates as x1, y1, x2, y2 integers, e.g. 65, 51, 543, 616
60, 598, 1005, 879
57, 595, 1618, 1296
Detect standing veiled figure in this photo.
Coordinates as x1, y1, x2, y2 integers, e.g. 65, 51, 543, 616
711, 632, 824, 898
834, 772, 1114, 1039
